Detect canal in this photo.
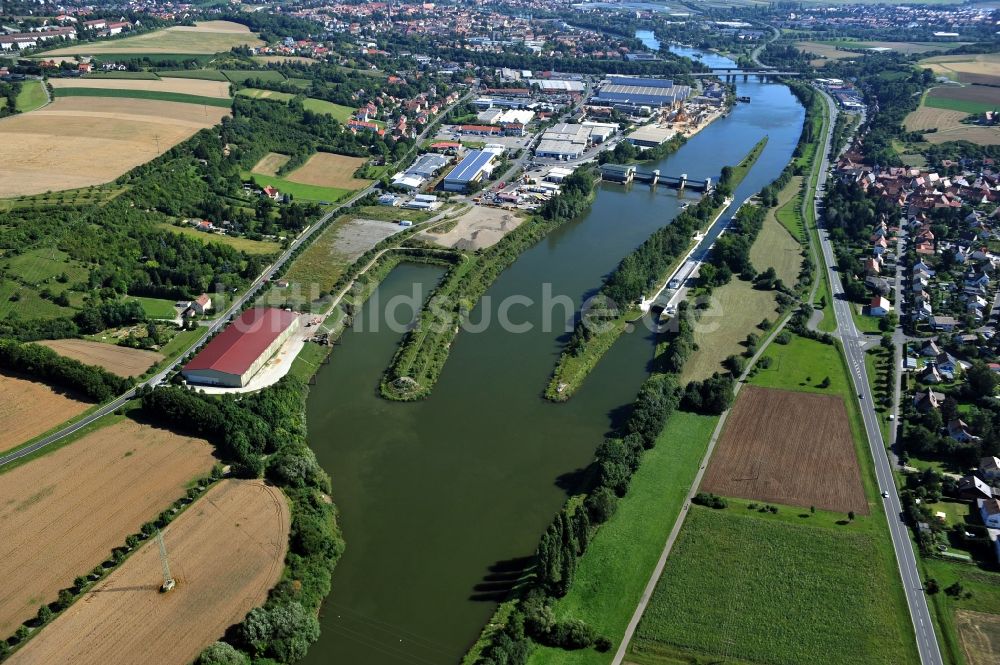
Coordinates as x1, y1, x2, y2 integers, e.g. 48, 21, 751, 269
302, 49, 805, 665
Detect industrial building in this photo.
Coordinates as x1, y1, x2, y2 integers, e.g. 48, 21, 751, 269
527, 79, 586, 94
626, 125, 677, 148
591, 76, 691, 112
182, 308, 299, 388
535, 123, 592, 160
443, 150, 497, 192
391, 152, 451, 191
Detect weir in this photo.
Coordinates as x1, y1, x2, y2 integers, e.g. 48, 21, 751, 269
599, 163, 713, 192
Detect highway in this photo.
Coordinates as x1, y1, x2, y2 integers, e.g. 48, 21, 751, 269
812, 89, 943, 665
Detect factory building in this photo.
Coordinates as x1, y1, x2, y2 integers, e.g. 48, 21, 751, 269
534, 123, 592, 160
182, 308, 299, 388
591, 76, 691, 112
391, 152, 451, 191
443, 150, 497, 192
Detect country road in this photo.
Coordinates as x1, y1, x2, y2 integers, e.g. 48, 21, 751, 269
812, 88, 943, 665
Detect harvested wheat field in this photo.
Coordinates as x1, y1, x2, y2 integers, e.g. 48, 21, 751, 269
40, 21, 262, 55
0, 372, 91, 453
286, 152, 372, 190
37, 339, 163, 377
0, 419, 216, 635
252, 151, 291, 176
423, 205, 524, 251
921, 53, 1000, 82
701, 386, 867, 514
957, 610, 1000, 665
904, 105, 1000, 146
0, 97, 230, 197
7, 479, 289, 665
49, 76, 231, 99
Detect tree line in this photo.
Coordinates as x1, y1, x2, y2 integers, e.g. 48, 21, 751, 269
0, 339, 133, 402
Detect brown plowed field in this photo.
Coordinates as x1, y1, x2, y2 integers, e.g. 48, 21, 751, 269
0, 372, 91, 453
37, 339, 163, 377
286, 152, 372, 190
701, 386, 867, 514
7, 480, 289, 665
0, 420, 216, 635
0, 97, 230, 197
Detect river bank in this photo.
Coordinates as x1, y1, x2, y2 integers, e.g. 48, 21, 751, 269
301, 56, 806, 664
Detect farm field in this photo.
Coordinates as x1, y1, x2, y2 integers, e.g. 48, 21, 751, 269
156, 222, 282, 255
237, 87, 294, 102
920, 558, 1000, 665
49, 76, 231, 99
0, 419, 216, 635
925, 85, 1000, 115
52, 86, 231, 107
284, 152, 372, 190
252, 151, 291, 176
254, 55, 318, 65
223, 69, 286, 84
628, 506, 917, 665
680, 278, 779, 383
6, 479, 289, 665
39, 21, 263, 55
0, 97, 230, 197
903, 105, 1000, 145
957, 610, 1000, 665
919, 53, 1000, 85
751, 334, 851, 396
154, 69, 229, 81
528, 412, 718, 665
702, 386, 867, 514
15, 80, 47, 112
0, 372, 92, 453
36, 339, 164, 377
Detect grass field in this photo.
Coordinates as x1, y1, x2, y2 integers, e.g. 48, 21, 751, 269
156, 222, 281, 255
126, 295, 178, 319
39, 21, 263, 56
284, 152, 372, 190
0, 372, 92, 454
0, 418, 216, 635
751, 334, 849, 396
223, 69, 286, 84
629, 506, 917, 665
925, 86, 1000, 115
50, 76, 231, 99
921, 558, 1000, 665
242, 170, 352, 203
528, 412, 718, 665
681, 279, 779, 383
52, 86, 232, 108
37, 339, 164, 377
83, 71, 161, 80
750, 206, 802, 288
703, 386, 867, 514
302, 97, 355, 122
0, 97, 230, 197
7, 479, 288, 665
15, 80, 47, 112
254, 55, 318, 66
236, 87, 294, 102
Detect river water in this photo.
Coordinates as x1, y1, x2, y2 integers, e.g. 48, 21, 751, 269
302, 47, 805, 665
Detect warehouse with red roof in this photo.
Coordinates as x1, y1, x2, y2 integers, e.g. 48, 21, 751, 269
182, 308, 300, 388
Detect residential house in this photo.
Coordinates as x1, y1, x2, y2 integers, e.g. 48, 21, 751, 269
976, 458, 1000, 485
865, 276, 891, 296
959, 475, 993, 501
869, 296, 891, 317
948, 418, 980, 442
978, 498, 1000, 528
920, 364, 943, 384
192, 294, 212, 315
935, 353, 961, 380
864, 257, 881, 276
919, 340, 941, 357
913, 388, 945, 412
930, 316, 958, 332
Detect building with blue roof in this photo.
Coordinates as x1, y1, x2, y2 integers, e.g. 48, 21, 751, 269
443, 150, 497, 192
591, 76, 691, 110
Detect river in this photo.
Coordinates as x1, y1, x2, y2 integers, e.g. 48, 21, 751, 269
302, 48, 805, 665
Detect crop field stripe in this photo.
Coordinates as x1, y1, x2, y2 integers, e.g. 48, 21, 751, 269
52, 87, 232, 108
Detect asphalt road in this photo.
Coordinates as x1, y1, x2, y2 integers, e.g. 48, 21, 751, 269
813, 89, 943, 665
